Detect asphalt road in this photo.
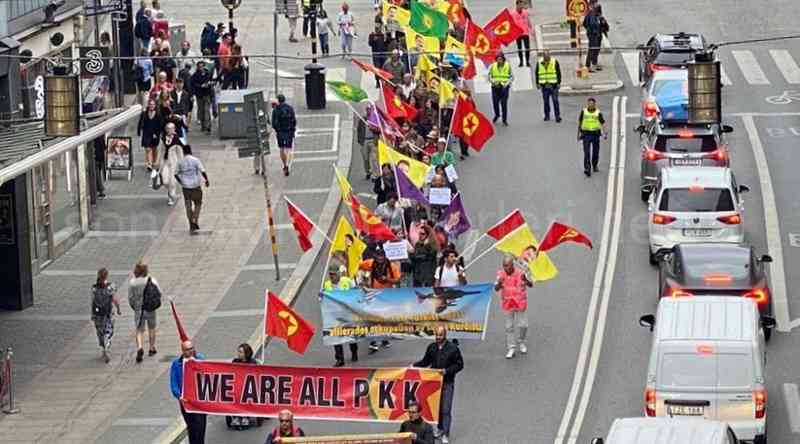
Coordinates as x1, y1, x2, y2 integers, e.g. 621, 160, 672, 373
201, 0, 800, 443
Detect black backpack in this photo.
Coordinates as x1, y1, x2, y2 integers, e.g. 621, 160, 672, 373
92, 285, 113, 317
141, 278, 162, 312
200, 23, 217, 52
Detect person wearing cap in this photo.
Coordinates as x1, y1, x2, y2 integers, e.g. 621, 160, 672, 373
488, 53, 513, 126
431, 138, 455, 168
170, 340, 207, 444
383, 49, 408, 85
323, 266, 359, 366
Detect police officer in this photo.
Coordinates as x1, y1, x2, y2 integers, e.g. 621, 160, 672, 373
488, 52, 513, 126
576, 98, 608, 177
535, 49, 562, 122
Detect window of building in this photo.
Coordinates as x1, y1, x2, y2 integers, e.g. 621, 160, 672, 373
9, 0, 50, 20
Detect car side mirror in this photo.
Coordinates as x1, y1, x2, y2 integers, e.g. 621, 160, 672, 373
760, 254, 773, 263
639, 314, 656, 331
738, 184, 750, 193
722, 125, 734, 133
591, 439, 605, 444
761, 316, 777, 330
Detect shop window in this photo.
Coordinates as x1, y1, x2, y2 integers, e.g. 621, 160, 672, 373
50, 149, 80, 244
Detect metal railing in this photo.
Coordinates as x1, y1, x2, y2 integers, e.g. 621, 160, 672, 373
1, 347, 20, 414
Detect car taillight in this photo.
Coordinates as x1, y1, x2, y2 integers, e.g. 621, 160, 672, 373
652, 213, 676, 225
668, 287, 692, 298
645, 388, 656, 416
643, 148, 666, 161
717, 214, 741, 225
754, 389, 767, 419
650, 63, 670, 72
644, 101, 659, 118
703, 148, 728, 162
744, 288, 769, 304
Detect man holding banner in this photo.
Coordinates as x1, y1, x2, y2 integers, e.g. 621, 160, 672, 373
264, 409, 305, 443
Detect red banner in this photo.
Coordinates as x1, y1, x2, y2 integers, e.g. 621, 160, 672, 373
181, 360, 443, 423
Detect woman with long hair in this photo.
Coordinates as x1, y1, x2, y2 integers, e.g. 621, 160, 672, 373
227, 343, 261, 430
138, 99, 163, 170
91, 268, 121, 363
127, 262, 161, 363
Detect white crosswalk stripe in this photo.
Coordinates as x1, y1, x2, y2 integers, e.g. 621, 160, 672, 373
770, 49, 800, 84
325, 67, 347, 102
720, 65, 732, 86
473, 62, 533, 94
731, 50, 770, 85
621, 51, 639, 85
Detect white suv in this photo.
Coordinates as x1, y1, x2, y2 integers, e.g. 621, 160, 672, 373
648, 167, 749, 264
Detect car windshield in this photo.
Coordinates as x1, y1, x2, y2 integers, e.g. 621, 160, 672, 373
651, 79, 687, 98
659, 353, 752, 388
656, 135, 717, 153
655, 51, 695, 65
659, 188, 735, 212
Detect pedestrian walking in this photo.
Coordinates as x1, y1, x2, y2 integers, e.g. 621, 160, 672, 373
582, 5, 602, 72
264, 409, 305, 443
271, 94, 297, 176
170, 78, 193, 131
301, 0, 312, 38
138, 99, 162, 171
227, 344, 259, 430
285, 0, 300, 43
410, 224, 438, 286
217, 33, 233, 87
369, 25, 389, 87
357, 106, 380, 179
222, 43, 246, 90
175, 145, 209, 234
488, 53, 513, 126
190, 60, 214, 133
577, 97, 608, 177
535, 49, 562, 122
128, 262, 162, 363
160, 122, 185, 206
134, 5, 153, 51
510, 0, 532, 67
434, 249, 467, 288
494, 255, 533, 359
398, 400, 435, 444
170, 341, 207, 444
91, 268, 121, 363
323, 266, 359, 367
93, 136, 107, 199
337, 2, 356, 58
134, 49, 154, 106
317, 10, 337, 56
412, 325, 463, 444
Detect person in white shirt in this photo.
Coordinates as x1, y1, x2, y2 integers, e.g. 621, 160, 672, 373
434, 249, 467, 288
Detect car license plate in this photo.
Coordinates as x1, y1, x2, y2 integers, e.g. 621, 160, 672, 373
671, 158, 702, 166
683, 228, 713, 237
667, 405, 704, 416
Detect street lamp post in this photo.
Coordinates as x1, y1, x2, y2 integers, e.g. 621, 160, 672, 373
220, 0, 243, 43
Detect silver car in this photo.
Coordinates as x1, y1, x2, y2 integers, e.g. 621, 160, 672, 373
648, 167, 749, 264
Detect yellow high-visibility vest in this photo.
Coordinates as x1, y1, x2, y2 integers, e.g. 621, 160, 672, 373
580, 108, 601, 131
489, 62, 512, 85
537, 59, 558, 84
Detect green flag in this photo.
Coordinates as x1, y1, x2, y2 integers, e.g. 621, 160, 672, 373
409, 0, 449, 39
326, 81, 368, 102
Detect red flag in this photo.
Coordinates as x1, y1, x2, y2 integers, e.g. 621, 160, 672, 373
465, 20, 499, 66
382, 84, 418, 121
487, 209, 526, 240
170, 300, 190, 342
285, 197, 314, 252
265, 291, 315, 355
349, 194, 397, 241
538, 221, 594, 252
483, 9, 525, 47
451, 94, 494, 151
446, 0, 466, 26
352, 58, 394, 83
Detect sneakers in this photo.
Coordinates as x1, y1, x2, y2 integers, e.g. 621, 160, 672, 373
519, 343, 528, 354
369, 343, 379, 354
441, 434, 450, 443
334, 359, 345, 367
505, 348, 515, 359
167, 198, 175, 206
231, 417, 241, 427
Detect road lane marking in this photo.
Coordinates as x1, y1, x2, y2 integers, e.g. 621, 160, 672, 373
112, 417, 175, 427
554, 96, 621, 444
567, 97, 628, 444
241, 263, 298, 271
790, 233, 800, 247
770, 50, 800, 84
720, 65, 732, 86
783, 383, 800, 433
732, 50, 770, 85
742, 115, 791, 331
621, 52, 639, 85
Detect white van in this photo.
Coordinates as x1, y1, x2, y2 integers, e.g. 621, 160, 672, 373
592, 417, 741, 444
638, 297, 775, 443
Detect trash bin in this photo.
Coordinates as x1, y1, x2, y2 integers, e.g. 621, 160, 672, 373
304, 63, 326, 110
216, 88, 266, 139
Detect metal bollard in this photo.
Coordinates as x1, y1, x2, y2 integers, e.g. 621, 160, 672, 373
2, 348, 19, 414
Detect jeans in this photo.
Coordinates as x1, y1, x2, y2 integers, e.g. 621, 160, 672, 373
320, 33, 330, 55
586, 33, 602, 67
222, 69, 245, 90
516, 35, 531, 65
341, 33, 353, 55
361, 138, 378, 178
302, 9, 311, 37
541, 85, 561, 119
582, 133, 601, 172
333, 343, 358, 362
95, 160, 105, 195
180, 403, 207, 444
196, 95, 211, 131
439, 380, 455, 436
505, 310, 529, 349
491, 85, 510, 122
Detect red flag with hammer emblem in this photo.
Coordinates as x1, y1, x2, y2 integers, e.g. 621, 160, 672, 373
451, 93, 494, 151
265, 291, 316, 355
537, 221, 594, 253
483, 8, 525, 47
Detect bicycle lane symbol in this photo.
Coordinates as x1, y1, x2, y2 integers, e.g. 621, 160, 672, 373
766, 90, 800, 105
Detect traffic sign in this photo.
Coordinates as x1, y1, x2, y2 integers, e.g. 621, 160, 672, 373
566, 0, 589, 18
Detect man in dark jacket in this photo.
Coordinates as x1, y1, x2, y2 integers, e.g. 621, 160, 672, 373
413, 325, 463, 444
94, 136, 107, 199
271, 94, 297, 176
582, 5, 603, 72
134, 7, 153, 51
399, 401, 435, 444
170, 341, 207, 444
264, 409, 305, 444
171, 78, 194, 130
190, 61, 214, 133
411, 224, 438, 286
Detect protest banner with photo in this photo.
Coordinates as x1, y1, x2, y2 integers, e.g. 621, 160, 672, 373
382, 240, 409, 261
181, 360, 443, 423
428, 187, 452, 205
320, 283, 493, 345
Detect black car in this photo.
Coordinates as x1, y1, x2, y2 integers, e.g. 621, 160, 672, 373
656, 243, 774, 339
638, 32, 708, 84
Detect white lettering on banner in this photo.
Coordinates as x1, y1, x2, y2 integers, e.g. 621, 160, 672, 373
428, 187, 452, 206
764, 127, 800, 138
383, 240, 409, 261
790, 233, 800, 248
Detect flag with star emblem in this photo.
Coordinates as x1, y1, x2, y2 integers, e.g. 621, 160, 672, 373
326, 80, 368, 102
465, 19, 499, 66
483, 8, 525, 47
409, 0, 449, 39
538, 221, 593, 252
451, 94, 494, 151
349, 194, 397, 241
382, 84, 418, 121
265, 291, 315, 355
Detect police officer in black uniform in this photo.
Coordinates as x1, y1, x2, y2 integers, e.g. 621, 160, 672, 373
576, 97, 608, 177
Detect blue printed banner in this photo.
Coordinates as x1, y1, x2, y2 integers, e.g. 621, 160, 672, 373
320, 283, 493, 345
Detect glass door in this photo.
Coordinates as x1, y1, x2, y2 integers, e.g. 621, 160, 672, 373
30, 164, 54, 266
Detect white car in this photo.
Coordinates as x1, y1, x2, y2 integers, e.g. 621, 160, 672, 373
648, 167, 748, 264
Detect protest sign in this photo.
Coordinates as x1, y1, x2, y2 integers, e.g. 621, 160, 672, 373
428, 187, 452, 205
382, 240, 409, 261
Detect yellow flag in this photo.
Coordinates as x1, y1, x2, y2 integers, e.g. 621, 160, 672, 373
432, 75, 455, 107
383, 0, 410, 31
405, 28, 440, 59
415, 54, 437, 82
331, 216, 367, 278
377, 139, 430, 188
495, 224, 559, 281
333, 165, 352, 201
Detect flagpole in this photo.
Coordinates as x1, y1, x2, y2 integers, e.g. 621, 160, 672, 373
283, 196, 334, 244
261, 293, 267, 363
464, 235, 505, 270
460, 232, 487, 260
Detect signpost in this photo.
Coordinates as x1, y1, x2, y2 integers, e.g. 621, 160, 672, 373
565, 0, 589, 78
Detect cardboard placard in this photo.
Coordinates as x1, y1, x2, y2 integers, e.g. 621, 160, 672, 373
428, 187, 452, 205
382, 240, 408, 261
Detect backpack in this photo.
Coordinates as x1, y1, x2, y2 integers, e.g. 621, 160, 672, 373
200, 23, 217, 52
92, 285, 113, 318
599, 16, 610, 35
141, 278, 162, 312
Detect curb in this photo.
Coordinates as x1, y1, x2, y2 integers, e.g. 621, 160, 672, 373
560, 80, 625, 95
154, 106, 355, 444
